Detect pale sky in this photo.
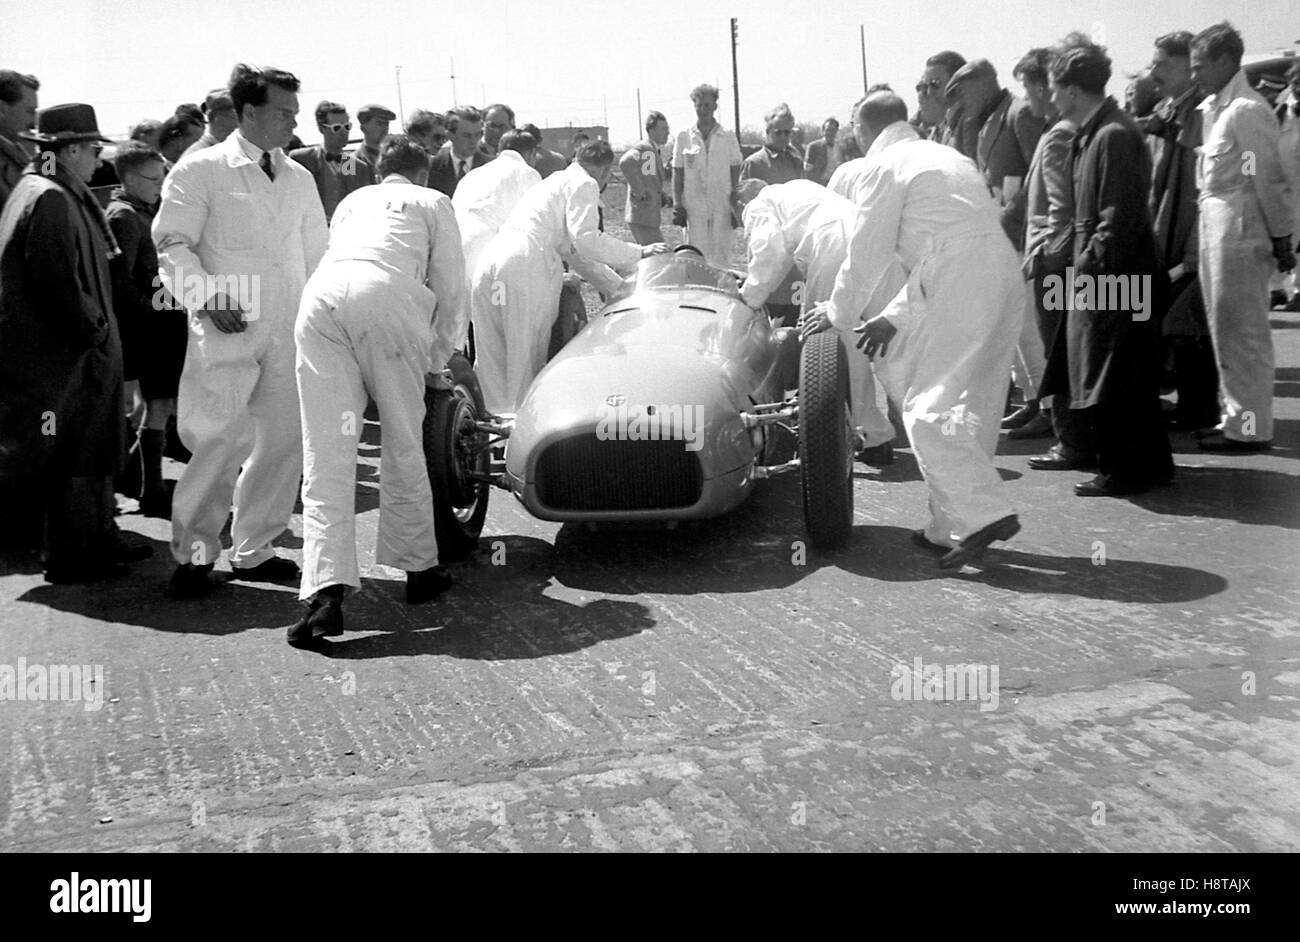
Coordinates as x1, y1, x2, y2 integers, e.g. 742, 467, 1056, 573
2, 0, 1296, 144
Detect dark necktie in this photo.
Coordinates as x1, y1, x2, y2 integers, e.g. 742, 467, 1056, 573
457, 159, 467, 179
260, 152, 275, 181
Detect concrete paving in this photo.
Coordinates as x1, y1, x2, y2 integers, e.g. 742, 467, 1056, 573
2, 310, 1297, 852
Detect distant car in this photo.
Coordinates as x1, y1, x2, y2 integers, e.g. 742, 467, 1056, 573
422, 249, 856, 557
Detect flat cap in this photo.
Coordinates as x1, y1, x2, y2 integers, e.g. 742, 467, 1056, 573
945, 58, 997, 98
357, 104, 396, 122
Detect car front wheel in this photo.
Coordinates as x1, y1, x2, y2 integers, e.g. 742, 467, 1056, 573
798, 332, 854, 549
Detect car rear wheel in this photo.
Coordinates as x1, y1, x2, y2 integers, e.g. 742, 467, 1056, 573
424, 353, 490, 561
798, 332, 853, 549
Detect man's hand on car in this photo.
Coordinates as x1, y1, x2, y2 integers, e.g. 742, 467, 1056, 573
799, 303, 833, 340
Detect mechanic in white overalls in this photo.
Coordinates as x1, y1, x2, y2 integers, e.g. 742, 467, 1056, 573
819, 93, 1024, 569
736, 178, 901, 464
1191, 26, 1295, 452
291, 135, 466, 647
471, 140, 666, 414
671, 83, 743, 267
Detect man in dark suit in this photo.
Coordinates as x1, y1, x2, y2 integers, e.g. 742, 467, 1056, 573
1042, 36, 1173, 497
428, 106, 493, 197
0, 104, 149, 579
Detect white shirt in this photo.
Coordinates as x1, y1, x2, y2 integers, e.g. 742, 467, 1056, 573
827, 121, 1002, 331
1197, 68, 1294, 238
324, 175, 467, 370
672, 122, 742, 209
153, 129, 328, 320
500, 162, 640, 270
741, 180, 843, 308
453, 150, 541, 239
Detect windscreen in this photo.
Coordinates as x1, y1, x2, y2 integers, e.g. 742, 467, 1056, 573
616, 253, 743, 301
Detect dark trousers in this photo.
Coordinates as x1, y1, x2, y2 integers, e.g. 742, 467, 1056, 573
548, 282, 588, 361
1052, 402, 1097, 460
0, 473, 46, 549
43, 475, 116, 569
1087, 398, 1174, 485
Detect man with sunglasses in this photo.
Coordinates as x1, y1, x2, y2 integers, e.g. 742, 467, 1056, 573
740, 103, 805, 326
483, 103, 515, 156
915, 50, 966, 147
407, 109, 448, 156
291, 101, 373, 223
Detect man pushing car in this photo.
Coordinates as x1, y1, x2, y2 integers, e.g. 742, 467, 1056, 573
735, 177, 901, 467
810, 91, 1024, 569
291, 135, 466, 647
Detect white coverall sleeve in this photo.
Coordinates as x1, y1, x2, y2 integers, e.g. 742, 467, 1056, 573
565, 177, 642, 269
299, 178, 329, 275
739, 207, 793, 309
566, 248, 625, 295
1234, 104, 1296, 238
152, 160, 217, 311
426, 198, 468, 370
826, 164, 908, 331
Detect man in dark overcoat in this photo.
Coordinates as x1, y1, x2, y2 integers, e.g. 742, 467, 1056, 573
1043, 39, 1174, 497
0, 104, 148, 580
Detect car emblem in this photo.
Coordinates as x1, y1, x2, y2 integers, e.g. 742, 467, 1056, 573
605, 394, 626, 407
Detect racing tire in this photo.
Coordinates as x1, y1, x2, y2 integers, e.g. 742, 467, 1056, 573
798, 331, 853, 550
424, 353, 490, 561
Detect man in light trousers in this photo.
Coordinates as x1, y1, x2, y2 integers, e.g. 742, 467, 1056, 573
291, 136, 465, 647
818, 92, 1024, 570
153, 64, 327, 598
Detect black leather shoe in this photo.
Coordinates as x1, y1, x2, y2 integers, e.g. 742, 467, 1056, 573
230, 556, 301, 583
856, 441, 895, 466
287, 592, 344, 648
44, 559, 129, 584
1028, 449, 1097, 471
406, 565, 454, 604
911, 530, 949, 555
1074, 476, 1150, 497
1196, 433, 1272, 453
939, 514, 1020, 569
168, 563, 215, 598
1007, 411, 1054, 439
1001, 401, 1039, 430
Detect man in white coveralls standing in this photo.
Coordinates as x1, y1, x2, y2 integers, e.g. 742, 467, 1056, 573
817, 91, 1024, 570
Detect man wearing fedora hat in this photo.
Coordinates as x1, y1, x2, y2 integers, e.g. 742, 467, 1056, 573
152, 63, 327, 599
0, 103, 153, 580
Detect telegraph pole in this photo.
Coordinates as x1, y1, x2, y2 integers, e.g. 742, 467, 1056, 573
636, 88, 643, 141
860, 26, 868, 92
730, 17, 741, 139
395, 65, 405, 128
450, 57, 457, 106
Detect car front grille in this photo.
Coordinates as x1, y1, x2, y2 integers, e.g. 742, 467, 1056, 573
535, 434, 703, 512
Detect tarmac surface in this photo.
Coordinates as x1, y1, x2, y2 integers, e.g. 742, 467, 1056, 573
2, 306, 1298, 853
